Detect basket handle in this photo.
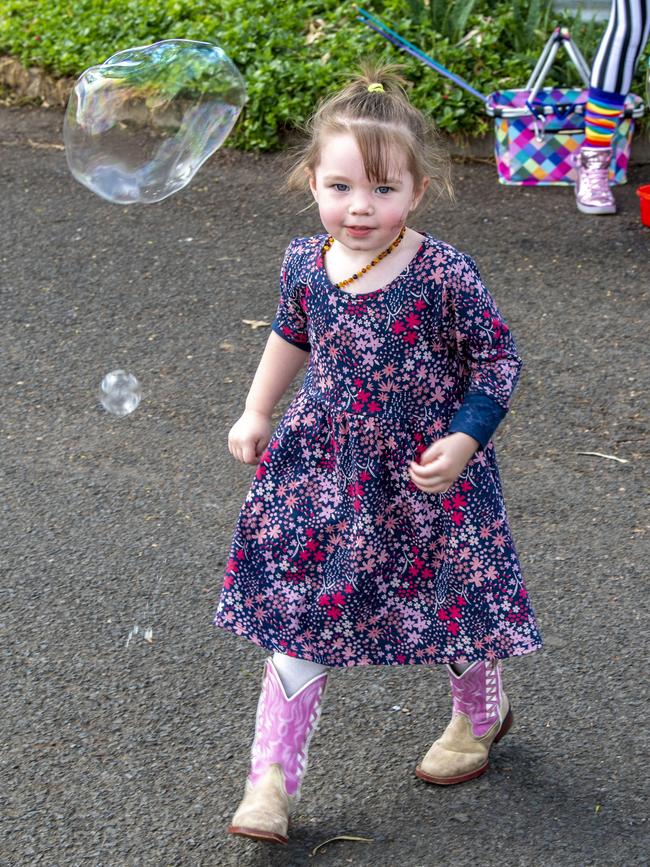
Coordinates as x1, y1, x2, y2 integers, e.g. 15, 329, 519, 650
526, 27, 591, 106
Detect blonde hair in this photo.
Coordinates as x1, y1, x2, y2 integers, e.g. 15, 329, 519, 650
286, 61, 453, 205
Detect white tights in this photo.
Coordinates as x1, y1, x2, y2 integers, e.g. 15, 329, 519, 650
272, 652, 329, 697
450, 661, 472, 675
271, 653, 473, 696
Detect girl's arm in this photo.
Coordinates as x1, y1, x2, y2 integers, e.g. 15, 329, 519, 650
409, 252, 521, 494
446, 252, 522, 447
245, 330, 310, 417
229, 331, 309, 465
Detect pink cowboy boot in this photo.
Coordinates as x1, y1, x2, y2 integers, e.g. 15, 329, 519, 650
228, 658, 328, 844
416, 660, 513, 785
574, 146, 616, 214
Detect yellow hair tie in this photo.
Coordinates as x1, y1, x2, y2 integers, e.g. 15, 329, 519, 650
367, 83, 384, 93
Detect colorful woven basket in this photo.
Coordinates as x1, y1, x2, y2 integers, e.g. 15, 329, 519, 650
486, 28, 645, 186
488, 88, 643, 186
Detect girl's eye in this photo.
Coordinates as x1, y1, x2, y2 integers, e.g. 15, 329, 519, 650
333, 183, 349, 192
376, 186, 393, 194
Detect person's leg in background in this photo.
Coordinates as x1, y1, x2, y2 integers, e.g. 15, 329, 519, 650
576, 0, 650, 214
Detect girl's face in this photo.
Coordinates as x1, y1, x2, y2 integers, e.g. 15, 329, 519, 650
309, 132, 428, 256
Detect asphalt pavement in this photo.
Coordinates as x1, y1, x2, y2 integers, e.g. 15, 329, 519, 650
1, 106, 649, 867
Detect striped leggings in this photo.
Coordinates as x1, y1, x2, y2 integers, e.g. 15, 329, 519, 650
591, 0, 650, 93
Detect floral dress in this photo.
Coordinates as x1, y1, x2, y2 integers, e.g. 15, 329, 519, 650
214, 232, 542, 667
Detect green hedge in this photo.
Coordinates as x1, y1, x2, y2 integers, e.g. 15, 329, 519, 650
0, 0, 647, 149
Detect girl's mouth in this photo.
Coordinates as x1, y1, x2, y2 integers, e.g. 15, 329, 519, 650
345, 226, 373, 238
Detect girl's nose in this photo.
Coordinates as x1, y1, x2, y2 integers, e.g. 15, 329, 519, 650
349, 193, 373, 214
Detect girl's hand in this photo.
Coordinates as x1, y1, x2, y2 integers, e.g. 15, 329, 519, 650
228, 409, 272, 465
408, 432, 479, 494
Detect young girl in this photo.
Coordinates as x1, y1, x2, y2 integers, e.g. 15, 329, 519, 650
215, 63, 542, 845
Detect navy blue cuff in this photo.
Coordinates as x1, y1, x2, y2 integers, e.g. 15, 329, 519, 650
448, 393, 507, 451
271, 321, 311, 352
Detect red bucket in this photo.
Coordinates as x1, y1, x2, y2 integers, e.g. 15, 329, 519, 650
637, 184, 650, 227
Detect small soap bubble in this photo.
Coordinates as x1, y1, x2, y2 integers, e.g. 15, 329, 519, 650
64, 39, 247, 204
99, 370, 142, 416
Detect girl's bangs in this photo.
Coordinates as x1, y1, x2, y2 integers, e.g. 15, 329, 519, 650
351, 123, 415, 183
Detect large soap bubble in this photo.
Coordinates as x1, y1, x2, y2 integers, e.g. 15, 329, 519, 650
64, 39, 246, 204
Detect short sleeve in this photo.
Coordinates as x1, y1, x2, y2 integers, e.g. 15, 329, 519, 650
271, 239, 311, 352
446, 253, 522, 447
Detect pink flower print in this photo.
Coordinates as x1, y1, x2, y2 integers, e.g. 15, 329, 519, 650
286, 567, 306, 583
442, 497, 454, 513
223, 574, 235, 589
494, 532, 507, 548
255, 460, 269, 480
447, 621, 460, 636
356, 388, 371, 404
405, 312, 421, 330
320, 589, 347, 619
254, 526, 268, 544
367, 400, 382, 413
391, 320, 406, 335
345, 583, 354, 594
430, 265, 445, 283
437, 609, 450, 621
449, 604, 463, 620
415, 298, 427, 310
403, 331, 418, 345
432, 386, 445, 403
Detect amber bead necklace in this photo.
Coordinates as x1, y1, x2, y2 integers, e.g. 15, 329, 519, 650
322, 226, 406, 290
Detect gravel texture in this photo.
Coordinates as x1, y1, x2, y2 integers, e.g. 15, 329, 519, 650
1, 106, 649, 867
